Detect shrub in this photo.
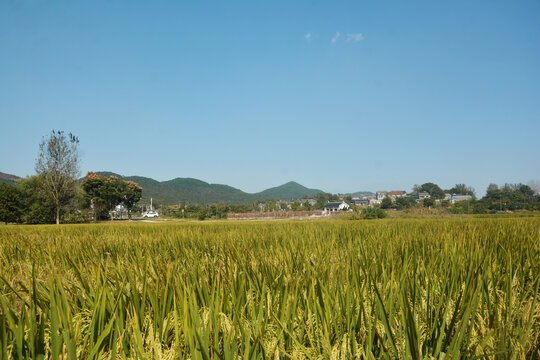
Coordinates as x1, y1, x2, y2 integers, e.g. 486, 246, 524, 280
361, 207, 387, 219
197, 208, 208, 220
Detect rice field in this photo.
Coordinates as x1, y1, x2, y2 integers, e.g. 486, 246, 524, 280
0, 218, 539, 359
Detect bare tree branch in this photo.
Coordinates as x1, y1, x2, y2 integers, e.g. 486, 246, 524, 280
35, 130, 80, 224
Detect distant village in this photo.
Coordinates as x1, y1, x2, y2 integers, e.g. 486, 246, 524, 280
257, 190, 473, 213
2, 129, 538, 225
345, 190, 472, 208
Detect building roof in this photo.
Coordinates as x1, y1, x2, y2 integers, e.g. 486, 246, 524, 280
387, 191, 406, 196
352, 199, 369, 203
452, 194, 472, 199
324, 202, 346, 208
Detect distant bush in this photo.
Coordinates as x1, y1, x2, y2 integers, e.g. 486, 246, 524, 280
363, 208, 387, 219
349, 207, 387, 220
197, 208, 208, 221
63, 212, 91, 224
380, 197, 393, 209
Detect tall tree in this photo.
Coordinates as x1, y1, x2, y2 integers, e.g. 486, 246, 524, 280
395, 196, 416, 210
121, 180, 143, 219
18, 176, 57, 224
419, 182, 446, 199
290, 201, 302, 211
35, 130, 80, 224
527, 180, 540, 195
422, 197, 436, 208
487, 183, 499, 193
81, 172, 142, 220
81, 172, 109, 220
447, 184, 475, 197
0, 182, 23, 224
381, 196, 393, 209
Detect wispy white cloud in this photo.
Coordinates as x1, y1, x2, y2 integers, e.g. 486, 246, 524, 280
305, 33, 312, 41
331, 32, 341, 43
347, 33, 364, 42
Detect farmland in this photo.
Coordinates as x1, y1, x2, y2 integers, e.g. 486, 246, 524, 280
0, 218, 539, 359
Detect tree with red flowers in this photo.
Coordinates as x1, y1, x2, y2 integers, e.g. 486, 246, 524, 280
82, 172, 142, 220
120, 180, 142, 219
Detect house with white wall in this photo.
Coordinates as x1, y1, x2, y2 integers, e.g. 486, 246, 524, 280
324, 201, 350, 212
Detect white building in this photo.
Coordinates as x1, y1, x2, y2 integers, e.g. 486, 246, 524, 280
324, 201, 350, 212
387, 191, 406, 200
369, 198, 382, 206
450, 194, 473, 203
376, 191, 388, 201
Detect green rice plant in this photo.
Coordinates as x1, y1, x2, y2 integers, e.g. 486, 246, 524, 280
0, 217, 538, 359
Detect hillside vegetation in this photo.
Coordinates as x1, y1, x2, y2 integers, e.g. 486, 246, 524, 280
96, 172, 324, 205
0, 172, 20, 184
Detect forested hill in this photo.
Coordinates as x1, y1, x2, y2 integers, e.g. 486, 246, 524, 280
258, 181, 323, 199
0, 172, 20, 184
94, 172, 324, 205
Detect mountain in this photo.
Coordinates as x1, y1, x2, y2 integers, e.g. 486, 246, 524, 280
346, 191, 374, 196
0, 172, 20, 184
158, 178, 253, 204
2, 169, 366, 204
94, 172, 324, 205
257, 181, 323, 200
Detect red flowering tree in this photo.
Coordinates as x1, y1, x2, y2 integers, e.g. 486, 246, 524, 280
82, 172, 142, 220
81, 172, 108, 220
120, 180, 142, 219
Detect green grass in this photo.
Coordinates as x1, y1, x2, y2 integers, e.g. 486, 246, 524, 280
0, 218, 539, 359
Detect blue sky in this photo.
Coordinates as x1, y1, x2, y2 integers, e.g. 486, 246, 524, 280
1, 0, 539, 195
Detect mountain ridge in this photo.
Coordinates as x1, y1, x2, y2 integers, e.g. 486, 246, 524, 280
1, 170, 374, 205
0, 172, 20, 184
346, 191, 375, 196
93, 171, 324, 205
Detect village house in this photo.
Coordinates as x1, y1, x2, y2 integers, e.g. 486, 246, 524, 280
375, 191, 387, 201
369, 198, 381, 206
324, 201, 350, 212
443, 193, 473, 203
300, 199, 317, 207
387, 191, 407, 200
450, 194, 473, 203
352, 198, 370, 206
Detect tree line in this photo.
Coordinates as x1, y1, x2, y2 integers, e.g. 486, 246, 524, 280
1, 131, 539, 224
0, 131, 142, 224
378, 182, 540, 213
